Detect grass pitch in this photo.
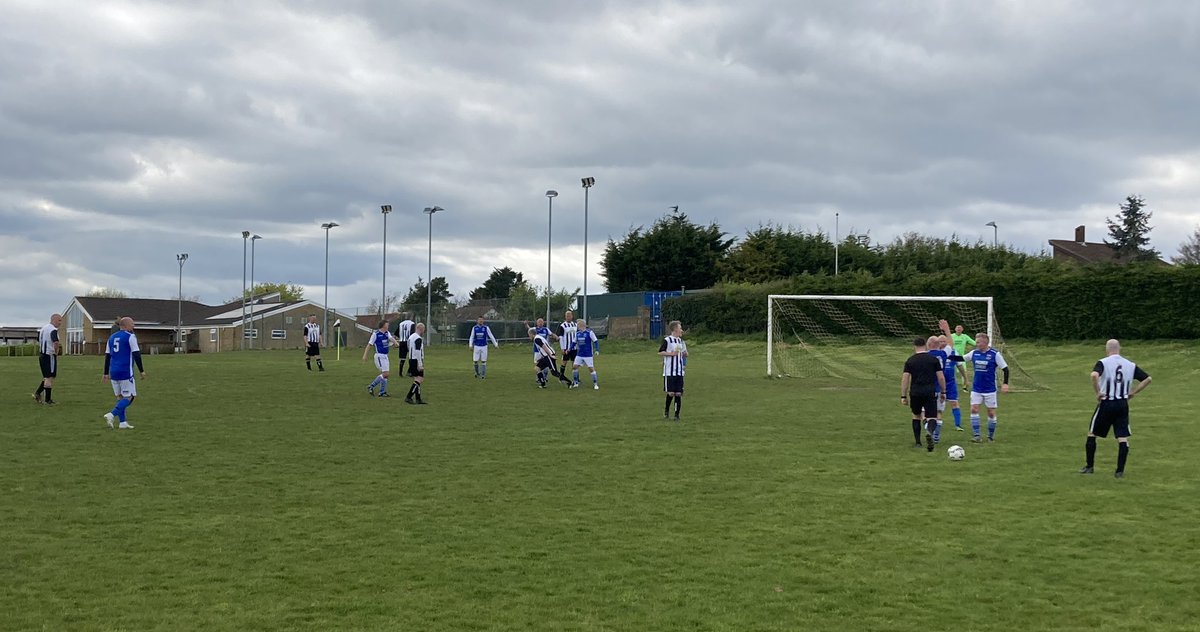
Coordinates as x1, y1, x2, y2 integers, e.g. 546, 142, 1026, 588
2, 340, 1199, 631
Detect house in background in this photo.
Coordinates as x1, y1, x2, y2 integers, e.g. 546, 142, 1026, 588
60, 293, 373, 354
1049, 226, 1169, 265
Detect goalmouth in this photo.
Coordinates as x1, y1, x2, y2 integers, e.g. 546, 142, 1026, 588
767, 294, 1041, 391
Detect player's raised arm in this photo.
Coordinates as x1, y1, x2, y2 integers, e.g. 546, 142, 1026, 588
938, 319, 951, 336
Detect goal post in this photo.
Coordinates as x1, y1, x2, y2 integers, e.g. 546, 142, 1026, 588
767, 294, 1041, 390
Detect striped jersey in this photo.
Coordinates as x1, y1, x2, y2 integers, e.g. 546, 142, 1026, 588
532, 334, 554, 360
557, 321, 578, 352
408, 332, 424, 362
396, 320, 415, 342
1093, 355, 1149, 400
38, 323, 58, 355
304, 322, 321, 343
532, 326, 552, 353
659, 335, 685, 377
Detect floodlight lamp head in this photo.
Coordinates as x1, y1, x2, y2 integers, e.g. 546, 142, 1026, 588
985, 221, 997, 228
546, 190, 558, 198
251, 234, 262, 240
242, 230, 251, 239
381, 205, 392, 214
177, 253, 188, 262
581, 177, 595, 188
322, 222, 339, 229
423, 206, 444, 215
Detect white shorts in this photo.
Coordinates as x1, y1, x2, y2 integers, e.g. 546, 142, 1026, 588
111, 378, 137, 398
970, 391, 999, 408
374, 353, 390, 373
573, 356, 595, 368
473, 346, 488, 362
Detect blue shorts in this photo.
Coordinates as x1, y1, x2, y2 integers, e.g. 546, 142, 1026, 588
943, 380, 959, 401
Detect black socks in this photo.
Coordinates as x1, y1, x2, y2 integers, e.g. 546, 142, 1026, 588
1085, 436, 1097, 468
912, 419, 922, 444
673, 396, 682, 417
1117, 442, 1129, 473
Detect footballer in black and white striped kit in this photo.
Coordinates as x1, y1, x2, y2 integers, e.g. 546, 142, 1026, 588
303, 314, 324, 371
1081, 339, 1152, 478
404, 323, 428, 404
556, 310, 578, 377
658, 320, 688, 420
394, 316, 416, 376
34, 313, 62, 405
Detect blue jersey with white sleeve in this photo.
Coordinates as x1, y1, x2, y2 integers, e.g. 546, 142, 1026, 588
965, 348, 1007, 394
575, 330, 598, 358
928, 349, 948, 389
106, 330, 140, 381
471, 325, 496, 347
371, 331, 391, 354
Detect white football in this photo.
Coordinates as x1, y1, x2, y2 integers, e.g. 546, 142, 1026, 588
947, 445, 965, 461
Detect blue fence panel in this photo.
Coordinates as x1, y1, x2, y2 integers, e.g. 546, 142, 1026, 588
644, 291, 683, 338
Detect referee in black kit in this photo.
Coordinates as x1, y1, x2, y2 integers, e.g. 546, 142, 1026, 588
1081, 339, 1152, 478
901, 336, 946, 452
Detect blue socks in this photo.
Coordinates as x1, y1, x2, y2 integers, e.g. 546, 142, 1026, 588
970, 414, 981, 437
111, 398, 130, 423
933, 420, 942, 443
592, 372, 598, 386
380, 378, 388, 395
987, 416, 997, 440
481, 363, 487, 377
952, 408, 962, 428
572, 369, 579, 384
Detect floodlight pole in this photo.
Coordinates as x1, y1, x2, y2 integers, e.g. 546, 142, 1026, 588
581, 177, 595, 322
381, 205, 392, 318
423, 206, 444, 339
176, 253, 188, 353
986, 221, 998, 248
546, 190, 558, 322
321, 222, 339, 347
834, 212, 840, 276
241, 231, 249, 349
250, 234, 261, 348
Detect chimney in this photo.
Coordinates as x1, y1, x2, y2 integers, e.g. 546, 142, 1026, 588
1074, 225, 1085, 243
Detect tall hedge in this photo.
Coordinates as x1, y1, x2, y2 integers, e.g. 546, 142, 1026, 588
663, 263, 1200, 339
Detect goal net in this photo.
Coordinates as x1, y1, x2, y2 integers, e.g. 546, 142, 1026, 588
767, 294, 1043, 391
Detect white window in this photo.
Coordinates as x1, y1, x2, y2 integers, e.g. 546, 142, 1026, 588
243, 329, 258, 339
271, 330, 287, 340
210, 329, 217, 342
286, 316, 294, 324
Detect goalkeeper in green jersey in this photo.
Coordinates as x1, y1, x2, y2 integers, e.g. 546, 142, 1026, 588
949, 323, 976, 356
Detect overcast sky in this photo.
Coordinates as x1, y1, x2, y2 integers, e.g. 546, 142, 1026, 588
2, 0, 1199, 325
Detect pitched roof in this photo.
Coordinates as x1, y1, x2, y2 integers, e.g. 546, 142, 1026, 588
1047, 239, 1124, 264
70, 296, 374, 330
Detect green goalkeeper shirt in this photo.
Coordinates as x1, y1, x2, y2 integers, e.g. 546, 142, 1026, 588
951, 333, 976, 356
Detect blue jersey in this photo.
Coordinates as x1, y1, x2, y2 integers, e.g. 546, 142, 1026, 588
106, 330, 140, 381
471, 325, 493, 347
371, 331, 391, 354
575, 330, 598, 358
533, 327, 551, 352
928, 349, 948, 389
941, 352, 958, 384
965, 348, 1008, 394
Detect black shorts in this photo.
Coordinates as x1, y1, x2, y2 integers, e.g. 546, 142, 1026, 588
39, 354, 57, 378
305, 342, 320, 357
909, 393, 937, 419
397, 341, 410, 359
563, 349, 578, 362
407, 361, 424, 378
536, 356, 557, 372
1090, 400, 1131, 438
664, 375, 685, 394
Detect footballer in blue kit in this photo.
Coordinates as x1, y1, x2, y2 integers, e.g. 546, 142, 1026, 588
939, 334, 968, 432
102, 317, 146, 429
469, 317, 499, 378
571, 319, 600, 390
362, 321, 399, 397
926, 336, 949, 444
961, 333, 1009, 442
